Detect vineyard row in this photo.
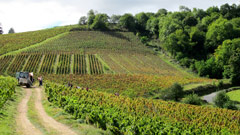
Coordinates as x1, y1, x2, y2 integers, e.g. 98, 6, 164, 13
0, 53, 104, 75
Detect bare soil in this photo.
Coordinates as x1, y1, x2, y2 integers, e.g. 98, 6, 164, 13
16, 88, 42, 135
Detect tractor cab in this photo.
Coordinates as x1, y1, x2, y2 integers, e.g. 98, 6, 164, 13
16, 72, 33, 88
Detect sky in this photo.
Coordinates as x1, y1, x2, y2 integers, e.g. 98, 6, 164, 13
0, 0, 239, 33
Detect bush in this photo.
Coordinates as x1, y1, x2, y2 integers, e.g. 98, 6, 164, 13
213, 91, 237, 110
182, 94, 203, 105
214, 91, 230, 108
223, 101, 238, 110
160, 83, 184, 101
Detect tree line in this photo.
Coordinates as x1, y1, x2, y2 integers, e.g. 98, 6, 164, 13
0, 23, 15, 34
79, 3, 240, 85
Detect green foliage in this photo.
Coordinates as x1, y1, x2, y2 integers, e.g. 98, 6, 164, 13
110, 15, 121, 24
45, 82, 240, 134
182, 93, 203, 105
146, 17, 159, 36
183, 16, 198, 26
214, 91, 230, 108
0, 76, 17, 109
87, 9, 96, 26
90, 14, 109, 30
206, 17, 236, 52
79, 16, 87, 25
229, 48, 240, 86
140, 36, 149, 44
135, 12, 149, 32
194, 57, 223, 78
119, 13, 136, 31
214, 91, 237, 110
160, 83, 184, 101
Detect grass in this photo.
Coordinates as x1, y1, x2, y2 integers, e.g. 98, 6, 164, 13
227, 90, 240, 102
183, 82, 215, 91
0, 87, 24, 135
41, 87, 107, 135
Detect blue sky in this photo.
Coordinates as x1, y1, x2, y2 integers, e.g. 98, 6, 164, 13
0, 0, 239, 33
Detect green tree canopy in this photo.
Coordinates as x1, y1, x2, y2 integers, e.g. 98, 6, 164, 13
90, 14, 109, 30
205, 17, 236, 52
119, 13, 136, 31
79, 16, 87, 25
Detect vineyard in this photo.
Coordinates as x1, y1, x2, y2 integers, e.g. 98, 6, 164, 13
7, 54, 29, 76
0, 55, 14, 74
23, 53, 42, 73
45, 82, 240, 134
23, 31, 152, 54
39, 53, 57, 74
0, 76, 17, 109
43, 74, 213, 97
88, 55, 104, 74
0, 25, 79, 55
73, 54, 87, 74
56, 54, 71, 74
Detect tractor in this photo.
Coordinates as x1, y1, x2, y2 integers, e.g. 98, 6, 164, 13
16, 72, 34, 88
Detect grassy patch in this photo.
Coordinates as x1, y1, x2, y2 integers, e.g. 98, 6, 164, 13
0, 87, 24, 135
183, 82, 215, 91
41, 88, 107, 135
227, 90, 240, 102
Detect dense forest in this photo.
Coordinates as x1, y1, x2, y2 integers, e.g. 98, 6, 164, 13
80, 3, 240, 85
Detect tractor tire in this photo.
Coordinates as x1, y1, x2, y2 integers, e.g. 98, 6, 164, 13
26, 84, 31, 88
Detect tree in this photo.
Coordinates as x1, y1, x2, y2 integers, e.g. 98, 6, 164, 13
192, 8, 207, 19
110, 14, 121, 24
205, 17, 236, 53
214, 91, 230, 108
90, 13, 109, 30
8, 28, 15, 34
79, 16, 87, 25
160, 83, 184, 101
215, 38, 240, 67
87, 9, 96, 26
229, 48, 240, 85
206, 6, 219, 15
179, 5, 191, 12
183, 94, 203, 105
155, 8, 167, 17
119, 13, 136, 31
183, 16, 198, 26
0, 23, 3, 34
146, 17, 159, 36
135, 12, 149, 33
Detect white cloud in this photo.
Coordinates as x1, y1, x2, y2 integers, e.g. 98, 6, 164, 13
0, 0, 239, 33
0, 0, 82, 33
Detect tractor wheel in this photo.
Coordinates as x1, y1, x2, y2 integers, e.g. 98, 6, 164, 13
26, 84, 30, 88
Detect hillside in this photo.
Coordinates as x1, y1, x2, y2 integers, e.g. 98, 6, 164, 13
0, 28, 212, 97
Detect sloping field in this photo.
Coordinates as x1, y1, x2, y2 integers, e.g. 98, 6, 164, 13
23, 31, 152, 53
0, 25, 79, 55
0, 30, 213, 96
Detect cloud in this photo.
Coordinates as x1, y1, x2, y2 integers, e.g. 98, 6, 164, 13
0, 0, 81, 33
0, 0, 239, 33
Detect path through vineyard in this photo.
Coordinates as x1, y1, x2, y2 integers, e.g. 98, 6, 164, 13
16, 87, 76, 135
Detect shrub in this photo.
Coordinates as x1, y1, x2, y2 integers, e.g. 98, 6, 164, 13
214, 91, 230, 108
160, 83, 184, 101
213, 91, 237, 110
182, 94, 203, 105
223, 101, 238, 110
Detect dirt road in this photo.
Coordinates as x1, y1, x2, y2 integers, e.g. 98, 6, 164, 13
16, 88, 42, 135
16, 87, 76, 135
34, 87, 76, 135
